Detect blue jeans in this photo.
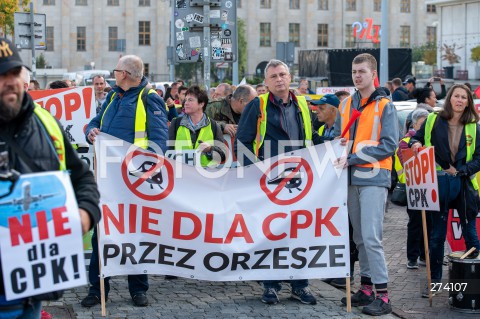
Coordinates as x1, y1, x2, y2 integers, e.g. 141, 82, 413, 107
430, 175, 480, 280
18, 301, 41, 319
88, 227, 149, 298
263, 280, 309, 291
0, 298, 41, 319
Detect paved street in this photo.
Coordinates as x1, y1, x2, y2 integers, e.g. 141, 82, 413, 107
42, 198, 478, 319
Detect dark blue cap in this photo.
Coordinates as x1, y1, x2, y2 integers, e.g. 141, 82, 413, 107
310, 94, 340, 108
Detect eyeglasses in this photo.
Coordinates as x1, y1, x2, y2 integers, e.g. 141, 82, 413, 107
113, 69, 131, 75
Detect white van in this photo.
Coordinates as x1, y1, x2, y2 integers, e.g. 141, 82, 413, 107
75, 70, 111, 86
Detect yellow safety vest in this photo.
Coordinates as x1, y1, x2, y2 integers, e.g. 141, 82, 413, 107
33, 104, 66, 170
318, 124, 325, 136
424, 113, 478, 190
100, 88, 157, 149
174, 122, 215, 167
393, 137, 411, 184
253, 93, 312, 158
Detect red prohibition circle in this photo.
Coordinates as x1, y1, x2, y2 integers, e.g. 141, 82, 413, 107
259, 157, 313, 205
121, 150, 174, 201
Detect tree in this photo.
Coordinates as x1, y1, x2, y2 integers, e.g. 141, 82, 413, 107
0, 0, 31, 37
36, 53, 46, 69
237, 18, 247, 77
441, 43, 461, 65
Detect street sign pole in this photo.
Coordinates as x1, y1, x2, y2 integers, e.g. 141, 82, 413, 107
203, 2, 211, 95
169, 0, 175, 82
30, 2, 36, 80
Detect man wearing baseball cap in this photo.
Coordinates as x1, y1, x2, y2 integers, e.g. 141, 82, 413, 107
403, 78, 416, 97
0, 38, 100, 319
311, 94, 340, 140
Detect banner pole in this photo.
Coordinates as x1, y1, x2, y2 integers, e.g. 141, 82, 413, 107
346, 276, 351, 312
421, 209, 432, 306
93, 144, 107, 316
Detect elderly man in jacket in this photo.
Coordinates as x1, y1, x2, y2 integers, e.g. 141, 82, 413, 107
83, 55, 168, 308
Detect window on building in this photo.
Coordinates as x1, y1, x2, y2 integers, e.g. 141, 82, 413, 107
345, 24, 355, 48
401, 0, 411, 13
317, 24, 328, 47
260, 0, 271, 9
144, 63, 149, 76
290, 0, 300, 9
107, 0, 119, 6
427, 4, 436, 13
46, 26, 54, 51
139, 0, 150, 6
400, 25, 410, 47
289, 23, 300, 47
373, 0, 381, 12
346, 0, 356, 11
109, 26, 118, 51
139, 21, 151, 46
75, 0, 87, 5
77, 27, 86, 51
43, 0, 55, 5
259, 23, 271, 47
318, 0, 328, 10
427, 26, 436, 44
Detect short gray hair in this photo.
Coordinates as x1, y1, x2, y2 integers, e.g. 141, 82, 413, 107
264, 59, 290, 78
118, 55, 144, 80
232, 85, 254, 101
412, 108, 429, 125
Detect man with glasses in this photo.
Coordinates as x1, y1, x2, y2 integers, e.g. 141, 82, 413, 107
83, 55, 168, 308
235, 59, 323, 305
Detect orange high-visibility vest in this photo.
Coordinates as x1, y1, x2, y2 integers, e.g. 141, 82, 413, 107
339, 96, 392, 170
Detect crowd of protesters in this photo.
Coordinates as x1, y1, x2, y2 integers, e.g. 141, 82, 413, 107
8, 48, 480, 318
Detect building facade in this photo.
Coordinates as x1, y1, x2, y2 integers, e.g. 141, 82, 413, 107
19, 0, 439, 80
427, 0, 480, 79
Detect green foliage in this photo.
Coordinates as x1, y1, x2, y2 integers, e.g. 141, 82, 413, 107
237, 18, 247, 77
412, 43, 437, 65
175, 63, 200, 84
246, 77, 264, 85
0, 0, 30, 36
36, 53, 46, 69
471, 46, 480, 64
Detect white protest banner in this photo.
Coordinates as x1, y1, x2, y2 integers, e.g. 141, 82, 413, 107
315, 87, 356, 95
0, 171, 86, 300
29, 87, 96, 144
402, 147, 440, 211
95, 134, 349, 281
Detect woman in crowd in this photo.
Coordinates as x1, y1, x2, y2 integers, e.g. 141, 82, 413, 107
404, 87, 437, 132
409, 84, 480, 297
168, 85, 225, 167
396, 109, 431, 269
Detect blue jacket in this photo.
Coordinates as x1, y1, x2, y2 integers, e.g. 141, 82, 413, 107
392, 86, 409, 101
86, 77, 168, 153
235, 91, 322, 165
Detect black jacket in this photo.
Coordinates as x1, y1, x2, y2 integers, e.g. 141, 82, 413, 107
0, 93, 101, 295
0, 93, 101, 224
410, 114, 480, 219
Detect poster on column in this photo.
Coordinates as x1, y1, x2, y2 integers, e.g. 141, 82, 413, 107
0, 171, 86, 300
402, 147, 440, 211
95, 134, 350, 281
